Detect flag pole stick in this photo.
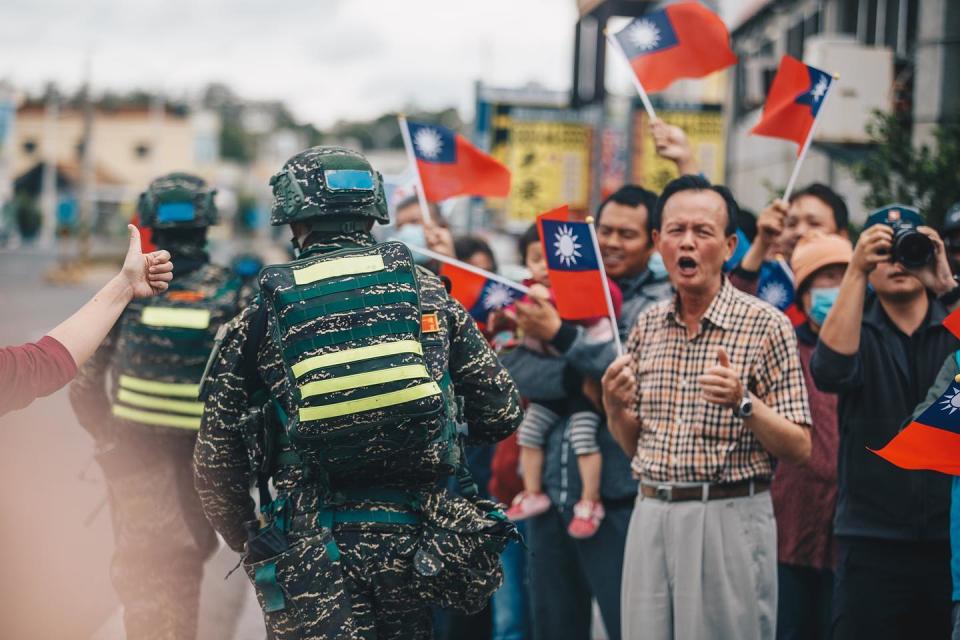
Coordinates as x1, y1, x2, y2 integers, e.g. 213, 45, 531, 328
605, 29, 657, 121
397, 114, 434, 226
586, 216, 623, 356
782, 74, 839, 202
408, 245, 531, 295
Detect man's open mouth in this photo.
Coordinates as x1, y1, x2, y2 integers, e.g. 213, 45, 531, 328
677, 256, 698, 275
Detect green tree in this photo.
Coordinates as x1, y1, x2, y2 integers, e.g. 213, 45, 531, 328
854, 112, 960, 228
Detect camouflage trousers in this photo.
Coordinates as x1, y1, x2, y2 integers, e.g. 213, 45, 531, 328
97, 431, 218, 640
246, 526, 432, 640
243, 490, 515, 639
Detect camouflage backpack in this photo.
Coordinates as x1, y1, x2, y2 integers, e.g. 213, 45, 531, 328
258, 241, 463, 486
110, 269, 241, 432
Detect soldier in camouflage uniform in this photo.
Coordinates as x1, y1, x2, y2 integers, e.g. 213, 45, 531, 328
193, 147, 522, 639
70, 173, 245, 640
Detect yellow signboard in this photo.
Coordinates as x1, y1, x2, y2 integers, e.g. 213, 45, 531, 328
495, 119, 593, 224
631, 106, 725, 193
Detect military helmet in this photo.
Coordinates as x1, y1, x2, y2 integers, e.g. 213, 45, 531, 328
138, 172, 218, 229
268, 146, 388, 227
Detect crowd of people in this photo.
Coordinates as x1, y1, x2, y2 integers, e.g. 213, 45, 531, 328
400, 123, 960, 639
2, 121, 960, 640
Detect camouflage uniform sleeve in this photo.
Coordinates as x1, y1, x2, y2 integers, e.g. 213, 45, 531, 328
447, 297, 522, 445
193, 305, 258, 553
69, 322, 118, 440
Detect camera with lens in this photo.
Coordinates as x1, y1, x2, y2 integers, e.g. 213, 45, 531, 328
864, 205, 933, 268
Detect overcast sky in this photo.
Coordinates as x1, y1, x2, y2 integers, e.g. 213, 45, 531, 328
1, 0, 740, 128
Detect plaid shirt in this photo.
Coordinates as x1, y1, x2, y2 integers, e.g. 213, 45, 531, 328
627, 277, 811, 483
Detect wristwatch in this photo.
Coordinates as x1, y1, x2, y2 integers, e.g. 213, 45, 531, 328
733, 392, 753, 419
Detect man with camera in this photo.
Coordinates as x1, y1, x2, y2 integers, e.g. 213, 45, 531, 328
811, 205, 960, 638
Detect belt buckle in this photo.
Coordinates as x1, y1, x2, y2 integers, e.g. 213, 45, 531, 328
655, 485, 673, 502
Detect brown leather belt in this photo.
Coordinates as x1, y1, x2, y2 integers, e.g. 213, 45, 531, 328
640, 480, 770, 503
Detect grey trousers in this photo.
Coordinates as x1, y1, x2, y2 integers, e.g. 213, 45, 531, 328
621, 490, 777, 640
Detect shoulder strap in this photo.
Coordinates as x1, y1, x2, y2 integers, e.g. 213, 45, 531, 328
242, 300, 270, 395
954, 350, 960, 372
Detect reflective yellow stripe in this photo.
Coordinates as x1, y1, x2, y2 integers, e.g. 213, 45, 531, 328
116, 389, 204, 416
118, 375, 200, 398
112, 405, 202, 430
292, 254, 385, 285
291, 340, 423, 378
299, 365, 430, 399
141, 307, 211, 329
299, 381, 441, 421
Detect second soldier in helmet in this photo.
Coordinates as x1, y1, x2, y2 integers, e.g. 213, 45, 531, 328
193, 147, 522, 638
69, 173, 245, 640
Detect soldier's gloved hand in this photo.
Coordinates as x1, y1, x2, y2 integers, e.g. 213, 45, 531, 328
121, 225, 173, 298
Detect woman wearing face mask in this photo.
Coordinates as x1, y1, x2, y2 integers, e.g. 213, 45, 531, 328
770, 232, 852, 640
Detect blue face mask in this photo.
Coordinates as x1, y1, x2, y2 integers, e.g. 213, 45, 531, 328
647, 251, 668, 279
389, 224, 429, 264
808, 286, 840, 326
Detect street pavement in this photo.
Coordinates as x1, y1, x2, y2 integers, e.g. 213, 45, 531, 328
0, 243, 268, 639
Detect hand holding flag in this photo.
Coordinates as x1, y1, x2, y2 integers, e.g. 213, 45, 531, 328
536, 206, 622, 354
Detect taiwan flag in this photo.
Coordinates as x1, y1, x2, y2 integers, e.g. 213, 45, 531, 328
537, 206, 610, 321
611, 2, 737, 93
873, 378, 960, 475
440, 262, 525, 327
405, 120, 511, 202
757, 257, 796, 312
751, 55, 834, 153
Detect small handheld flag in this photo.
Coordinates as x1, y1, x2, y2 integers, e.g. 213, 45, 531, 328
757, 256, 796, 312
536, 206, 622, 354
407, 245, 528, 327
751, 55, 837, 201
607, 2, 736, 118
873, 376, 960, 476
751, 55, 834, 153
398, 117, 511, 203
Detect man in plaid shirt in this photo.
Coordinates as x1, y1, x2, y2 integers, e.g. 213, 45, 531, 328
603, 175, 812, 640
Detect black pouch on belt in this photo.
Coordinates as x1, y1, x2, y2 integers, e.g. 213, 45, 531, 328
412, 489, 521, 614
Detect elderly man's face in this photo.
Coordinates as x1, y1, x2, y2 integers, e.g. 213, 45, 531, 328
653, 189, 736, 295
596, 201, 653, 280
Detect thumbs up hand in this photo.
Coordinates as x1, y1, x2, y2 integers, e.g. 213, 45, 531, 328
121, 224, 174, 298
698, 346, 744, 409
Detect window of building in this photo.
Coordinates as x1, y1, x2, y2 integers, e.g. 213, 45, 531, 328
840, 0, 860, 34
787, 21, 805, 58
22, 139, 36, 154
134, 143, 151, 159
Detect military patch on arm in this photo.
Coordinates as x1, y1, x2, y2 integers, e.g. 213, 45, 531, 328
421, 312, 440, 334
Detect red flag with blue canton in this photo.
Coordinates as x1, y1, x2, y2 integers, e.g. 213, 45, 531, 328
873, 368, 960, 475
407, 120, 511, 202
751, 55, 834, 154
536, 206, 609, 321
440, 262, 525, 327
612, 2, 737, 93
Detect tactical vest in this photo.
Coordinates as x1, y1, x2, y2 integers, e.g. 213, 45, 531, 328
110, 269, 241, 431
259, 242, 461, 484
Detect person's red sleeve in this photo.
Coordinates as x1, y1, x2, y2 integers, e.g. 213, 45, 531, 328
0, 336, 78, 417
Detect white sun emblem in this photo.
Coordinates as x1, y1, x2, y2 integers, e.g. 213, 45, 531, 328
627, 19, 661, 51
810, 77, 829, 102
939, 387, 960, 415
413, 127, 443, 160
483, 283, 516, 311
759, 281, 790, 309
553, 225, 583, 267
